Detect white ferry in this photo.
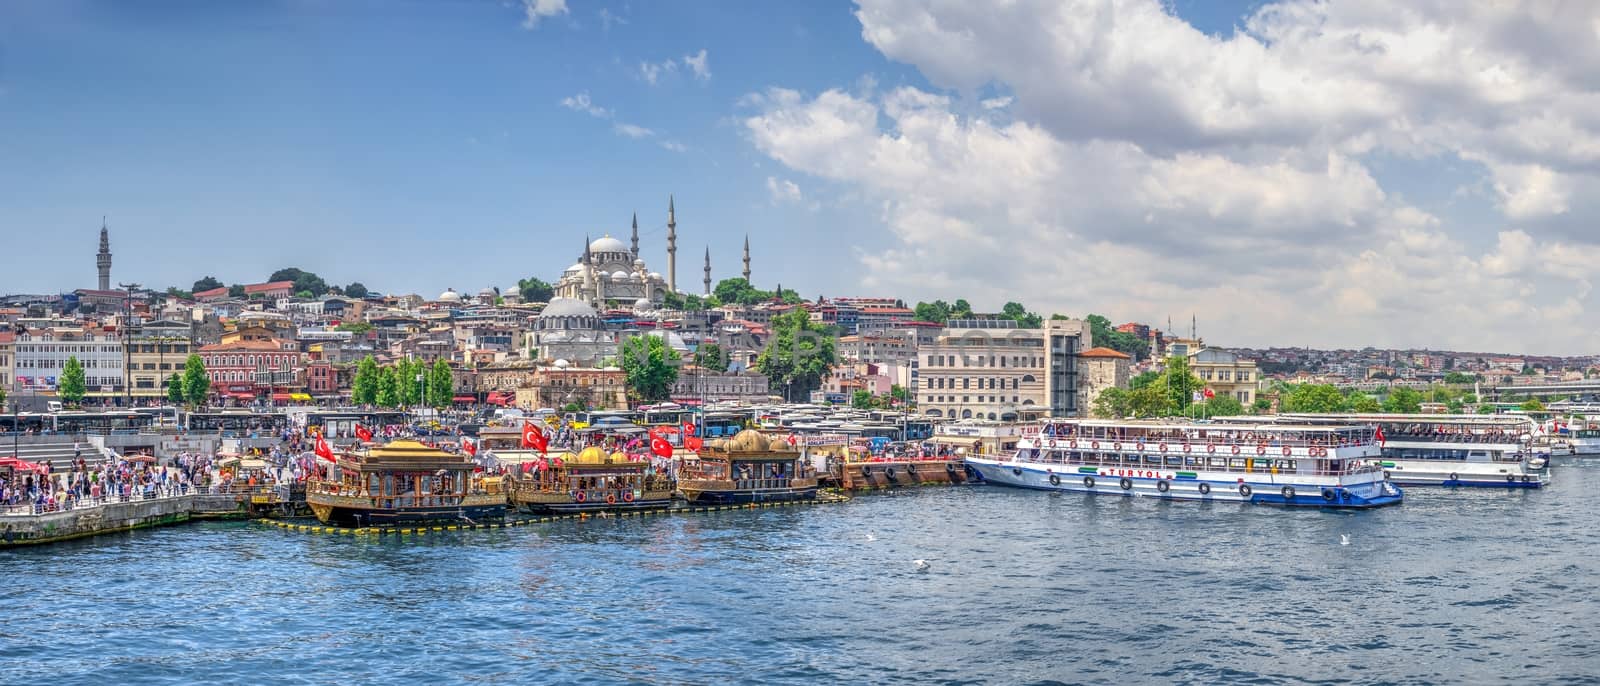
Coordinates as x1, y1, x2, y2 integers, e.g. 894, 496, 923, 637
1268, 414, 1549, 488
964, 419, 1402, 508
1563, 424, 1600, 457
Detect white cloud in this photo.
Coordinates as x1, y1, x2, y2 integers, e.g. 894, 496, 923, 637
765, 176, 803, 204
598, 8, 627, 31
742, 0, 1600, 354
559, 92, 610, 119
660, 140, 688, 153
521, 0, 568, 29
639, 58, 679, 86
614, 123, 654, 139
684, 49, 711, 81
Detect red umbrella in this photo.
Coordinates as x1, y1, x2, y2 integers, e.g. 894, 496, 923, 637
0, 456, 48, 473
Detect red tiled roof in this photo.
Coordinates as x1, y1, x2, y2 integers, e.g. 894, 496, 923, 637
194, 286, 229, 299
1079, 347, 1132, 359
199, 340, 289, 353
244, 281, 295, 294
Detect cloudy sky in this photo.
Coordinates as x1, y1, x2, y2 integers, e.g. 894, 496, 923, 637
3, 1, 1598, 354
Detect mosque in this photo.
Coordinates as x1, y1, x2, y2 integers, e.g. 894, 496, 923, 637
551, 196, 749, 310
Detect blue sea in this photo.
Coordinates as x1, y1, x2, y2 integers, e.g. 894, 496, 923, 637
4, 463, 1599, 685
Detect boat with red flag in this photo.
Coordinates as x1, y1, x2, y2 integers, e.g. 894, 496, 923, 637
305, 438, 507, 527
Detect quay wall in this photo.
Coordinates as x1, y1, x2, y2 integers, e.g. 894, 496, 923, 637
0, 494, 249, 548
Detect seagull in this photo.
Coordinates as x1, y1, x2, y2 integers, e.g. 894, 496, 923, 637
913, 559, 930, 572
865, 532, 877, 542
1340, 534, 1351, 546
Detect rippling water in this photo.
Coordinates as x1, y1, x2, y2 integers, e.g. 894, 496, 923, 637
5, 462, 1600, 685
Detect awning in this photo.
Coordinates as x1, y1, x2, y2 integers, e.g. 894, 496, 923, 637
226, 391, 254, 399
271, 393, 292, 401
290, 393, 312, 401
0, 457, 47, 474
453, 395, 476, 403
486, 392, 513, 406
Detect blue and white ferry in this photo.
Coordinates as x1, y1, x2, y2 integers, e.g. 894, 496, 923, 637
965, 419, 1402, 508
1269, 414, 1549, 488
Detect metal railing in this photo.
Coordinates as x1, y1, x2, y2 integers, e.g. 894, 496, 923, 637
1, 485, 196, 517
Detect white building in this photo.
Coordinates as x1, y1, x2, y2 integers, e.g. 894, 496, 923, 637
12, 327, 125, 399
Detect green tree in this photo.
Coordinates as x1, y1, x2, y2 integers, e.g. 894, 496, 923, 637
351, 355, 380, 405
58, 356, 87, 406
345, 282, 370, 298
1519, 398, 1546, 412
1154, 356, 1205, 411
1384, 387, 1424, 414
518, 277, 554, 303
913, 300, 951, 323
165, 373, 184, 404
1129, 370, 1160, 390
1346, 391, 1383, 413
1282, 384, 1348, 413
376, 365, 399, 408
1092, 387, 1131, 418
398, 359, 422, 407
1083, 313, 1149, 360
192, 276, 223, 293
1252, 397, 1272, 414
951, 299, 973, 319
182, 354, 210, 407
1477, 404, 1496, 414
1190, 394, 1244, 418
1000, 302, 1043, 328
756, 309, 838, 402
269, 267, 329, 297
1443, 371, 1478, 385
890, 384, 909, 402
429, 359, 453, 408
228, 284, 246, 298
620, 334, 681, 403
0, 384, 6, 412
1126, 386, 1174, 418
335, 321, 373, 334
696, 343, 728, 371
851, 390, 875, 410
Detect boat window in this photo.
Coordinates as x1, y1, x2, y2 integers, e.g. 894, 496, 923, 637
1186, 456, 1203, 467
1143, 455, 1162, 466
1165, 456, 1182, 467
1251, 459, 1271, 470
1228, 458, 1246, 469
1275, 460, 1296, 471
1050, 450, 1067, 463
1207, 457, 1227, 469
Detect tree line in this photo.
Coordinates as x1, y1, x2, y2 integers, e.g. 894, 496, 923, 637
350, 356, 456, 409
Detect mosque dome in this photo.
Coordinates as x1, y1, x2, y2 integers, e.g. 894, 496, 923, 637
610, 270, 630, 280
539, 297, 598, 319
648, 272, 663, 280
437, 288, 462, 303
633, 258, 647, 270
634, 298, 652, 311
553, 358, 571, 369
477, 287, 497, 300
590, 235, 629, 254
564, 262, 585, 275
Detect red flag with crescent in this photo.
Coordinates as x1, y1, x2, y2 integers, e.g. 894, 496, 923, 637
650, 435, 674, 459
314, 436, 335, 462
355, 424, 373, 442
462, 438, 477, 456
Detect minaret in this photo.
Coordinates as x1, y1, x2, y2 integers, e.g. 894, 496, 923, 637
630, 212, 639, 260
703, 246, 712, 296
96, 218, 112, 291
582, 235, 597, 306
666, 195, 678, 293
742, 234, 751, 282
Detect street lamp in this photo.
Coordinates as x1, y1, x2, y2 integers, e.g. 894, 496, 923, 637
119, 282, 141, 408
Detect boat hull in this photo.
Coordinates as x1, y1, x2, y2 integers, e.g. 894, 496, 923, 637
1374, 461, 1548, 488
965, 458, 1402, 509
679, 485, 818, 505
307, 500, 507, 528
510, 490, 676, 514
841, 460, 971, 490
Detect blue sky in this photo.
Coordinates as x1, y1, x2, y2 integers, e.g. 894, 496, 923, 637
3, 1, 1595, 353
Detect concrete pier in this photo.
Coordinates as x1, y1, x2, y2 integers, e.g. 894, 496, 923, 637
0, 494, 249, 547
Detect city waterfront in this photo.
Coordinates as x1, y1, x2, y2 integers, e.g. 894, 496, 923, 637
5, 463, 1598, 685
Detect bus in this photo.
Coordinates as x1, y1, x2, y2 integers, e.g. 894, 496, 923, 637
698, 412, 747, 438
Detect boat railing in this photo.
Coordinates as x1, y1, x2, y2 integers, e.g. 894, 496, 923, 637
1381, 431, 1525, 445
1, 485, 194, 517
1014, 449, 1383, 478
733, 477, 796, 490
570, 487, 643, 503
1036, 434, 1375, 451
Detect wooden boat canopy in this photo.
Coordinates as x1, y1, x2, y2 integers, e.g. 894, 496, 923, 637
340, 439, 474, 472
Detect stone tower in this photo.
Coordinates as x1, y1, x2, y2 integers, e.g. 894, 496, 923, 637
96, 218, 112, 291
742, 234, 751, 282
666, 195, 677, 293
703, 246, 712, 296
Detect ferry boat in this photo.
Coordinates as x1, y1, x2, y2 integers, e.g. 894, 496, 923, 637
305, 439, 507, 527
1269, 414, 1549, 487
964, 419, 1402, 508
1564, 424, 1600, 456
506, 446, 675, 513
678, 429, 819, 505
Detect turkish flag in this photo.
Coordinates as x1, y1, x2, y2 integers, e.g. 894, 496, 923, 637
462, 438, 477, 456
1203, 388, 1215, 399
650, 435, 674, 458
314, 436, 335, 462
520, 422, 540, 449
355, 424, 373, 442
786, 434, 799, 447
1375, 426, 1386, 446
685, 436, 703, 451
682, 422, 696, 435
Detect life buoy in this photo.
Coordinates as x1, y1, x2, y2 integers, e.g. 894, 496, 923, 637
1184, 443, 1192, 453
623, 491, 635, 503
886, 467, 898, 480
1239, 484, 1253, 497
945, 462, 957, 475
606, 494, 617, 505
1012, 467, 1023, 477
1282, 446, 1292, 457
1083, 476, 1096, 488
1231, 445, 1241, 455
1339, 489, 1350, 501
861, 465, 871, 478
1158, 443, 1168, 453
1522, 475, 1532, 483
1207, 445, 1217, 454
1119, 477, 1133, 490
1281, 486, 1295, 500
1070, 440, 1078, 449
1156, 480, 1170, 493
1256, 446, 1266, 456
1048, 474, 1061, 486
575, 490, 587, 503
1047, 439, 1057, 449
1317, 447, 1327, 457
1505, 474, 1516, 483
1198, 483, 1211, 495
1321, 488, 1336, 502
1136, 442, 1145, 452
1113, 442, 1122, 452
1383, 470, 1392, 481
1091, 441, 1100, 450
1448, 472, 1459, 483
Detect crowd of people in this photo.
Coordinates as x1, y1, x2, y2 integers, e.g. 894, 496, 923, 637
0, 452, 210, 515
